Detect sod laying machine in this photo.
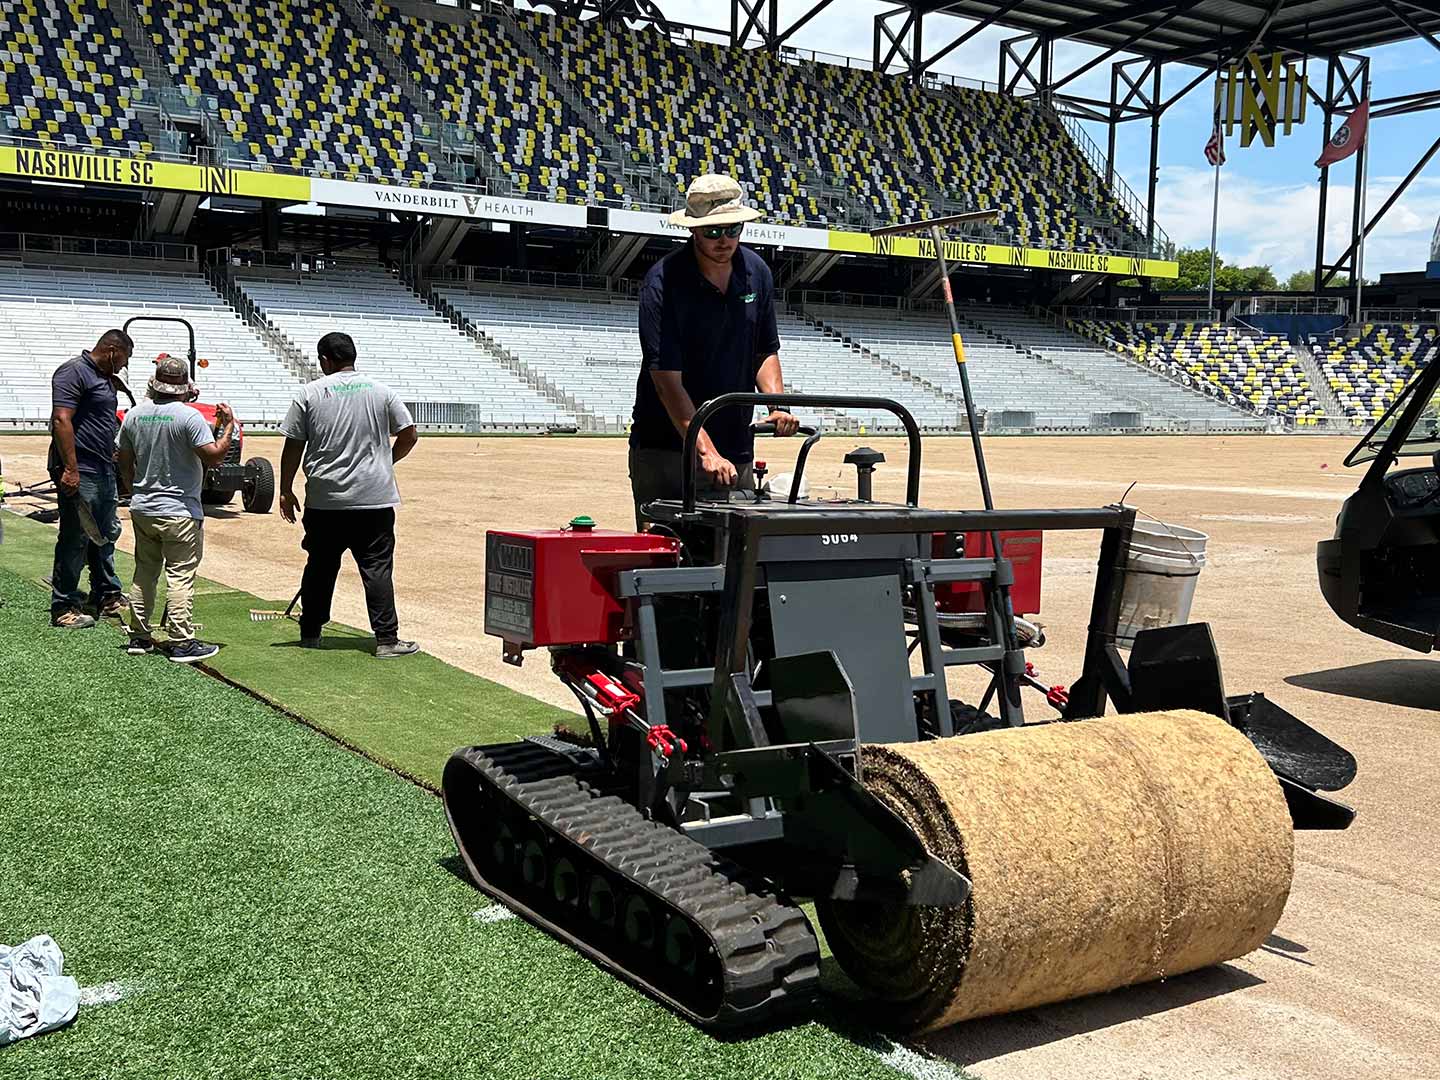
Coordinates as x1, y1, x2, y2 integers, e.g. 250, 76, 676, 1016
446, 392, 1356, 1032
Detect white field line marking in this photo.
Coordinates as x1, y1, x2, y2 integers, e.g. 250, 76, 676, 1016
875, 1039, 976, 1080
78, 982, 132, 1007
472, 906, 518, 925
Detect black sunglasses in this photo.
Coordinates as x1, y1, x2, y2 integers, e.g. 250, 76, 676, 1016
700, 223, 745, 240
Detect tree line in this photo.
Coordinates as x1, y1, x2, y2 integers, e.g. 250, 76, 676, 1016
1169, 247, 1356, 292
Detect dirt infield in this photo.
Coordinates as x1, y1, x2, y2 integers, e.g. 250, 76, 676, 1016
3, 431, 1436, 1080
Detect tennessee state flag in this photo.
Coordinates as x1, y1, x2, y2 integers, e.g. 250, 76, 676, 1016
1316, 99, 1368, 168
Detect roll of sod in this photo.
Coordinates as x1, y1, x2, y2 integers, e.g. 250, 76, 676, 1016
817, 710, 1293, 1032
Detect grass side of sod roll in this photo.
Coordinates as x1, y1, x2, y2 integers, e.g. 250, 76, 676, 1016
0, 560, 941, 1080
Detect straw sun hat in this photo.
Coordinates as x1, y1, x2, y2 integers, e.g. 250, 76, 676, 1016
668, 173, 763, 228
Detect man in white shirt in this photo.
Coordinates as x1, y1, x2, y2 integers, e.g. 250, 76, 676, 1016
278, 331, 419, 658
117, 356, 237, 663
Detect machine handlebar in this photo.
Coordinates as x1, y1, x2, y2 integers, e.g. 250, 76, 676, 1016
682, 393, 922, 512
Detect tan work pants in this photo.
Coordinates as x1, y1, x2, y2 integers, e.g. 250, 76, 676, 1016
129, 513, 204, 641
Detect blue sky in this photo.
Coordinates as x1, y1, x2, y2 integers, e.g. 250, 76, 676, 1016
646, 0, 1440, 278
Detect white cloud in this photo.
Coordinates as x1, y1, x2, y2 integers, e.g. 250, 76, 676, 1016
1154, 167, 1440, 278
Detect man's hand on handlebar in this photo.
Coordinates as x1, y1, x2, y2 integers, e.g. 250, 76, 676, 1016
699, 448, 738, 487
762, 410, 800, 437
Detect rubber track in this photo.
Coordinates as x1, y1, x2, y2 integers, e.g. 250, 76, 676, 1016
445, 740, 821, 1029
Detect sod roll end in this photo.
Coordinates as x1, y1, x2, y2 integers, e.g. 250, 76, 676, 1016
818, 710, 1294, 1032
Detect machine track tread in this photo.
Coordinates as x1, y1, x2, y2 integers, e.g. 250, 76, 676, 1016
443, 740, 821, 1030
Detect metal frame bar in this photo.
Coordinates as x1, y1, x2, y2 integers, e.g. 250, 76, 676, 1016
731, 0, 777, 48
1315, 52, 1372, 291
874, 3, 921, 74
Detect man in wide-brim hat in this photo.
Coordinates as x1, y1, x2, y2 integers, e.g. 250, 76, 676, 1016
628, 173, 799, 524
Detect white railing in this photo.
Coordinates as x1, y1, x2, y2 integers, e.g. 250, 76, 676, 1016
1357, 308, 1440, 325
1063, 306, 1220, 324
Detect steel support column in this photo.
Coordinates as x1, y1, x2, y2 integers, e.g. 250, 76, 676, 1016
731, 0, 777, 49
1315, 53, 1370, 291
874, 4, 921, 77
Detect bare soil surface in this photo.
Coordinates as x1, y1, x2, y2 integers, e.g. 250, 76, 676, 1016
4, 432, 1436, 1080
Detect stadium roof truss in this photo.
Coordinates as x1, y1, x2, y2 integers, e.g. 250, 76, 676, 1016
556, 0, 1440, 290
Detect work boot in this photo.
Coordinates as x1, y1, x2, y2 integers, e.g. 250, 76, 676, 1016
52, 610, 96, 629
376, 640, 419, 660
96, 595, 129, 619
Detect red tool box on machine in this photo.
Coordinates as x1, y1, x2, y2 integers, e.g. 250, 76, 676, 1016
484, 521, 680, 653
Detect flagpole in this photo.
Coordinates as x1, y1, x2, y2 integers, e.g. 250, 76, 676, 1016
1355, 97, 1370, 320
1207, 151, 1221, 314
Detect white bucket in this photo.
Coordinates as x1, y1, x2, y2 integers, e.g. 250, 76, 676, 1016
1115, 519, 1208, 647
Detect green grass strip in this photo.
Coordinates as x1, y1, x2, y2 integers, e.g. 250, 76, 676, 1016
0, 510, 565, 787
0, 564, 936, 1080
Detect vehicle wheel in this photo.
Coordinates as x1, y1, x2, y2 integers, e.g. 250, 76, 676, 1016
201, 487, 235, 506
242, 457, 275, 514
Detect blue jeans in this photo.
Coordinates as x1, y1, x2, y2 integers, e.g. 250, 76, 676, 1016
50, 468, 123, 616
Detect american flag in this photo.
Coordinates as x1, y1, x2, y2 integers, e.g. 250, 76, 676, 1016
1204, 107, 1226, 167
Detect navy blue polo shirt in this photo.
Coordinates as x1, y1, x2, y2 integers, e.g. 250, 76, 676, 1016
631, 242, 781, 463
50, 352, 119, 475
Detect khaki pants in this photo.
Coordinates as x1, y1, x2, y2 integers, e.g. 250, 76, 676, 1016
129, 513, 204, 641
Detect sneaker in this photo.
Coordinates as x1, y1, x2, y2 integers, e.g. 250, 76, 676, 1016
97, 595, 129, 619
52, 610, 96, 629
376, 640, 419, 660
298, 637, 322, 649
127, 635, 156, 655
166, 639, 220, 664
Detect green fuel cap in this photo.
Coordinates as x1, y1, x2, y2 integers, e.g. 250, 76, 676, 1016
569, 515, 596, 531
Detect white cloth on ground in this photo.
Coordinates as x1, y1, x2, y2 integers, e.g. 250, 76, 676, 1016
0, 936, 79, 1046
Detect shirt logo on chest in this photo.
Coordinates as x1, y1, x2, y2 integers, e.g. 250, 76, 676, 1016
742, 292, 757, 303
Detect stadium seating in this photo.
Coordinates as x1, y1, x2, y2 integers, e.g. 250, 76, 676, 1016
1, 0, 153, 154
433, 284, 962, 431
371, 3, 614, 203
138, 0, 435, 183
527, 13, 819, 221
808, 304, 1155, 428
959, 306, 1244, 423
1311, 323, 1439, 421
807, 63, 1134, 249
691, 43, 931, 225
0, 261, 299, 424
235, 267, 574, 427
1072, 319, 1326, 424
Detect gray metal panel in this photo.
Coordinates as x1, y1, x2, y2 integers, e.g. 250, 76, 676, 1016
759, 532, 924, 563
766, 561, 916, 744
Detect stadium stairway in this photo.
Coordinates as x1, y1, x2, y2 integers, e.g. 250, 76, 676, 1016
493, 6, 671, 208
1290, 340, 1347, 423
421, 284, 599, 428
339, 0, 471, 187
960, 306, 1252, 424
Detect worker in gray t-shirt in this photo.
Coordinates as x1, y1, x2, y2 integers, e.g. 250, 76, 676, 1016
278, 331, 419, 659
117, 355, 237, 663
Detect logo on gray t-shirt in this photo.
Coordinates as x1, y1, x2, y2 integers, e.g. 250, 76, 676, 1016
119, 402, 214, 520
278, 372, 414, 510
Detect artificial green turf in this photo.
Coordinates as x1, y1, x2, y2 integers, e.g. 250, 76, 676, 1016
0, 510, 566, 786
0, 566, 939, 1080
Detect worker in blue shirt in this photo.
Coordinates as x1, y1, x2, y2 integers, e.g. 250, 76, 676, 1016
630, 174, 798, 524
48, 328, 133, 628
